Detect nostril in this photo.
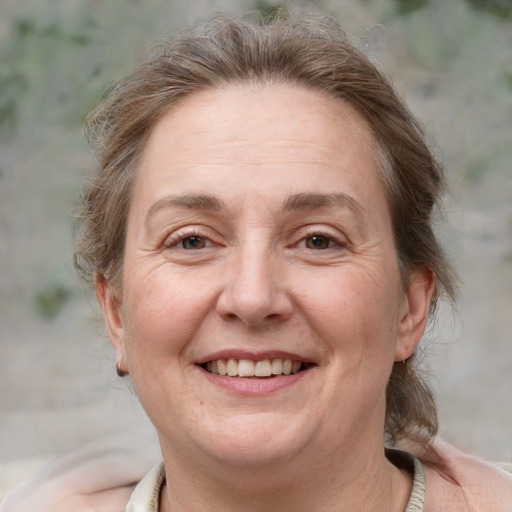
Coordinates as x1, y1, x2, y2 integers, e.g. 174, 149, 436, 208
216, 295, 293, 327
215, 259, 293, 326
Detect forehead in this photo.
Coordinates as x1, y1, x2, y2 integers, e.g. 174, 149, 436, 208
134, 83, 387, 216
143, 83, 379, 161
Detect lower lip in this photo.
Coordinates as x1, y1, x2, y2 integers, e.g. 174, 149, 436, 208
199, 367, 311, 395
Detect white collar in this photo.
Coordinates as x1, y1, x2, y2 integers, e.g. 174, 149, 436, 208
125, 452, 425, 512
126, 461, 165, 512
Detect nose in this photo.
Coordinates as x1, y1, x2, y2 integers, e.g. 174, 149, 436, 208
216, 245, 293, 327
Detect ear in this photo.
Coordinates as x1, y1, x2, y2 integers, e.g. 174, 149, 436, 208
395, 267, 435, 362
95, 274, 128, 374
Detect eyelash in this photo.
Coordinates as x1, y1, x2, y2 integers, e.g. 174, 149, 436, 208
163, 228, 346, 252
296, 229, 346, 251
164, 229, 213, 250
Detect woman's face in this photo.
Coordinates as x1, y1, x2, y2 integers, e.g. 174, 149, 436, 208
99, 84, 432, 469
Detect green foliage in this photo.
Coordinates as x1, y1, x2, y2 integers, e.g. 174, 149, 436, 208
0, 17, 90, 131
465, 157, 488, 184
465, 0, 512, 19
15, 18, 89, 44
395, 0, 512, 19
0, 71, 27, 130
395, 0, 430, 16
35, 284, 72, 320
253, 0, 288, 22
15, 19, 35, 37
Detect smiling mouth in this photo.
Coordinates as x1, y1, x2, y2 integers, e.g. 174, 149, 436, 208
201, 358, 314, 378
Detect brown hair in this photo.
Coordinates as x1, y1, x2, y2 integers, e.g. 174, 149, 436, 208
74, 13, 457, 447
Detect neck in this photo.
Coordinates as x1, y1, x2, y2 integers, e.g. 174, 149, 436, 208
159, 442, 412, 512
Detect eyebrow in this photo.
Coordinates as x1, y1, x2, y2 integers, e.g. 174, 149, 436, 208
145, 191, 364, 224
282, 193, 364, 215
146, 194, 225, 221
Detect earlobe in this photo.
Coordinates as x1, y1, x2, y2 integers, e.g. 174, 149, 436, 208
95, 274, 128, 374
395, 268, 435, 362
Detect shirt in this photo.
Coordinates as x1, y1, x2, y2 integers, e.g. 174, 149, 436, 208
125, 450, 426, 511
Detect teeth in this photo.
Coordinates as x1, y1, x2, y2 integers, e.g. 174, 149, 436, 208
238, 359, 255, 377
226, 358, 238, 377
217, 359, 227, 376
205, 358, 304, 378
254, 359, 272, 377
271, 358, 283, 375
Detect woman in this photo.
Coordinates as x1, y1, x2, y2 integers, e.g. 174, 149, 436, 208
3, 13, 511, 512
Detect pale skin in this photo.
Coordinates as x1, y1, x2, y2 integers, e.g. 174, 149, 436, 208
98, 84, 430, 512
4, 84, 511, 512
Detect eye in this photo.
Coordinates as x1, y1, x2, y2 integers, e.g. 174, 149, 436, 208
179, 235, 209, 250
161, 226, 223, 264
303, 234, 336, 250
164, 230, 215, 251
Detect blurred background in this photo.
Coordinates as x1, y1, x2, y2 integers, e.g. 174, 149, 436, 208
1, 0, 511, 499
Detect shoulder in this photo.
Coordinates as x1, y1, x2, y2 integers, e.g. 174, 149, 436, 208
419, 440, 512, 512
0, 436, 156, 512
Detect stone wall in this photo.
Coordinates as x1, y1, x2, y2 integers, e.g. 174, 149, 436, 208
1, 0, 511, 497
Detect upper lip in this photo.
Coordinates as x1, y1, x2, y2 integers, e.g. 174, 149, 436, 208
195, 349, 315, 365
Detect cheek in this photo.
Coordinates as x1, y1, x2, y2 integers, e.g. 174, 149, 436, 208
297, 264, 402, 359
120, 268, 218, 367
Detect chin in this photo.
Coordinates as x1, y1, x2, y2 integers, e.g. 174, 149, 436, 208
193, 412, 314, 469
